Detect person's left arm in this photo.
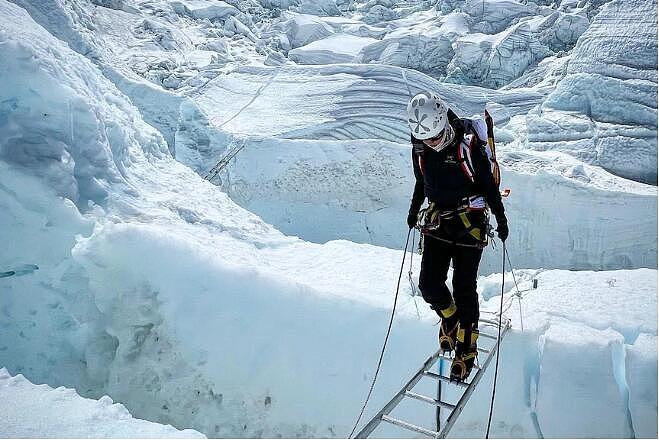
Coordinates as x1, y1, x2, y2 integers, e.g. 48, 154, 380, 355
472, 140, 508, 240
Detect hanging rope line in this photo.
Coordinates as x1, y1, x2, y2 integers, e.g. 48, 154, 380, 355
486, 241, 506, 438
407, 228, 422, 319
348, 229, 413, 438
506, 250, 523, 296
494, 249, 538, 333
505, 250, 525, 331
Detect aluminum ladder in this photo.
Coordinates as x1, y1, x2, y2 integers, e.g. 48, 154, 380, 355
354, 315, 511, 439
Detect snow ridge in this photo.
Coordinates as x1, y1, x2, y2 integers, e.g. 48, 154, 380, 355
0, 368, 205, 438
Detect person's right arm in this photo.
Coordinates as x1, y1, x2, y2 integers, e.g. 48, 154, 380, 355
408, 140, 425, 228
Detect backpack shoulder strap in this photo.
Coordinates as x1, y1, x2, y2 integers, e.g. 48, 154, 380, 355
457, 134, 476, 183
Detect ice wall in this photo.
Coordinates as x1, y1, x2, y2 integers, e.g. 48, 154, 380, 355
526, 0, 658, 183
210, 136, 657, 274
177, 63, 656, 273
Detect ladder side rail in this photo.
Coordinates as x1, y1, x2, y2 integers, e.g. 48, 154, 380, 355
205, 141, 247, 181
438, 321, 511, 439
354, 350, 442, 438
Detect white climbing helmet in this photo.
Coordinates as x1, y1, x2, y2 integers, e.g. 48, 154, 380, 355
407, 92, 449, 141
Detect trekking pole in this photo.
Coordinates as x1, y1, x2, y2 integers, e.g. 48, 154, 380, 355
485, 241, 506, 438
348, 228, 413, 438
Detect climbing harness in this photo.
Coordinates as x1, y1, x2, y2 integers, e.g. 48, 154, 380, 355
348, 229, 413, 438
416, 199, 491, 249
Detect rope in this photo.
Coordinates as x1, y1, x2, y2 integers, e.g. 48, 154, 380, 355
408, 228, 416, 292
348, 228, 413, 438
506, 251, 524, 331
485, 241, 506, 438
408, 228, 422, 319
495, 250, 535, 331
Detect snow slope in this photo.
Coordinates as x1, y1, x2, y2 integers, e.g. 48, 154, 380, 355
0, 368, 204, 438
0, 0, 656, 438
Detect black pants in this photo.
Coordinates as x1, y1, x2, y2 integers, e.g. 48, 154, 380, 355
418, 234, 483, 326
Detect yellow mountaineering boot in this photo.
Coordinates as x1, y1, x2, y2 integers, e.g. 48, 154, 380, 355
436, 303, 459, 352
450, 323, 479, 382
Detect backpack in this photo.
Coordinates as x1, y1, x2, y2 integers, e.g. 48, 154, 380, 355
457, 110, 501, 188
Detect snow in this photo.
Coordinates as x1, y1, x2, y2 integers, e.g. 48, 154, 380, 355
171, 0, 238, 21
289, 33, 377, 64
266, 12, 335, 49
0, 368, 204, 438
0, 0, 656, 438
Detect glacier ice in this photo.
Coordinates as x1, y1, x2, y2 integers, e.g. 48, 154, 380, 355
525, 0, 658, 183
171, 0, 239, 21
289, 33, 377, 64
0, 0, 656, 438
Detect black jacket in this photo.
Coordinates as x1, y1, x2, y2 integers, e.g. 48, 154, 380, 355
409, 109, 505, 221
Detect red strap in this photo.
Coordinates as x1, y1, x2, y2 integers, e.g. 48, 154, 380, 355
458, 139, 475, 183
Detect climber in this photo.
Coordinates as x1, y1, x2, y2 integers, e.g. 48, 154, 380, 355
405, 92, 508, 382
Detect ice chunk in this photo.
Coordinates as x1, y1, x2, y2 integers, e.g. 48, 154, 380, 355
357, 28, 454, 76
291, 0, 341, 16
447, 22, 550, 87
464, 0, 538, 33
536, 322, 629, 437
170, 0, 238, 20
266, 12, 334, 49
289, 33, 377, 64
525, 0, 658, 183
626, 333, 658, 438
0, 369, 205, 438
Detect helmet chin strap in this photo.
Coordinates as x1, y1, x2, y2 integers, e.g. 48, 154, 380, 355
427, 123, 455, 152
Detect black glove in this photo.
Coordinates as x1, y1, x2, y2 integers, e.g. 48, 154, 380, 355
496, 217, 509, 242
407, 211, 418, 229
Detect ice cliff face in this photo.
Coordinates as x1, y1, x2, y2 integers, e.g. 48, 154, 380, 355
526, 0, 658, 183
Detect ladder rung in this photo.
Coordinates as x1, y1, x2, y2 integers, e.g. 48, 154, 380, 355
381, 415, 438, 438
423, 371, 468, 388
437, 352, 483, 369
405, 391, 457, 409
479, 331, 498, 340
478, 317, 502, 326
